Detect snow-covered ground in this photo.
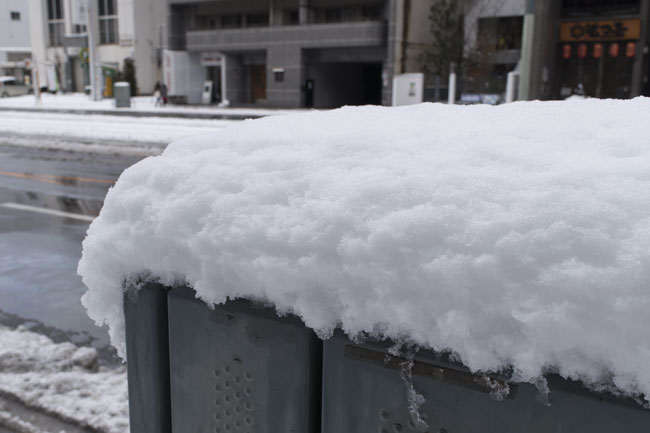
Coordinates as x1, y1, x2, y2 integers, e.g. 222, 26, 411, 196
0, 110, 235, 143
0, 325, 128, 433
0, 93, 309, 117
79, 98, 650, 404
0, 93, 314, 155
0, 110, 240, 155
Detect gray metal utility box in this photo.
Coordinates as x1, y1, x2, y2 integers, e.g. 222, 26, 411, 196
114, 82, 131, 108
167, 287, 321, 433
125, 284, 650, 433
125, 284, 321, 433
322, 332, 650, 433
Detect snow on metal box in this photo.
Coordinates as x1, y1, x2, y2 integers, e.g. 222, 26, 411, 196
322, 332, 650, 433
167, 287, 321, 433
80, 100, 650, 403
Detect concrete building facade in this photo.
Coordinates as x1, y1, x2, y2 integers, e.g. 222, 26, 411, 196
0, 0, 32, 81
411, 0, 650, 102
116, 0, 650, 107
462, 0, 526, 99
28, 0, 166, 94
165, 0, 400, 107
526, 0, 650, 100
163, 0, 456, 108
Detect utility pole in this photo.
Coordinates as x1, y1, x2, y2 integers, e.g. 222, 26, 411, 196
219, 55, 229, 107
31, 54, 41, 106
85, 0, 102, 101
518, 0, 535, 101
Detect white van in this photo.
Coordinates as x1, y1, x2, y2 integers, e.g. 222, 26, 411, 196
0, 76, 32, 97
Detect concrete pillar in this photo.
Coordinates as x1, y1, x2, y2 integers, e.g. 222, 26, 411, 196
383, 0, 399, 106
526, 0, 561, 100
299, 0, 309, 25
269, 0, 276, 26
224, 54, 244, 105
631, 0, 650, 96
517, 0, 535, 101
86, 0, 102, 101
266, 46, 302, 107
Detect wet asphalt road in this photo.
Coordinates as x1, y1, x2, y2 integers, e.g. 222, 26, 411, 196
0, 143, 146, 362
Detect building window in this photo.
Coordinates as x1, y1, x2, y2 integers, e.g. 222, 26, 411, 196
47, 0, 64, 46
220, 14, 242, 29
10, 11, 20, 21
98, 0, 118, 44
477, 16, 524, 51
245, 13, 269, 28
7, 52, 30, 62
197, 15, 218, 30
361, 5, 383, 20
273, 68, 284, 82
283, 9, 299, 25
324, 9, 342, 23
312, 5, 384, 24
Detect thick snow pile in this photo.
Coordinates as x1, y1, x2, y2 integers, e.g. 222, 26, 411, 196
78, 99, 650, 401
0, 325, 128, 433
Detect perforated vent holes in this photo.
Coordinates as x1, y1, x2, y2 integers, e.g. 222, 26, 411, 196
213, 363, 255, 433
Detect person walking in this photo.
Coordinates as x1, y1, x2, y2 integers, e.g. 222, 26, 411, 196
161, 83, 168, 106
153, 81, 162, 107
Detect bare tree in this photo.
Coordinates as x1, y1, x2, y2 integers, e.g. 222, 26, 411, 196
420, 0, 508, 94
420, 0, 466, 79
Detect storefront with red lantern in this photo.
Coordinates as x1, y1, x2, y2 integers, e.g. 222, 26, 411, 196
555, 0, 644, 99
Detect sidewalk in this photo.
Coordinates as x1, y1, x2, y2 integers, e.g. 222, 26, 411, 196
0, 110, 235, 155
0, 93, 311, 120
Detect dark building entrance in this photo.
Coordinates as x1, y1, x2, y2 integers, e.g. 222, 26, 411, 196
249, 64, 266, 102
557, 41, 636, 98
362, 63, 382, 105
304, 79, 314, 108
305, 63, 382, 108
304, 47, 385, 108
206, 66, 222, 103
304, 62, 382, 108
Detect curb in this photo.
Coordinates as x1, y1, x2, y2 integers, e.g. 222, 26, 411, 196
0, 392, 97, 433
0, 106, 266, 121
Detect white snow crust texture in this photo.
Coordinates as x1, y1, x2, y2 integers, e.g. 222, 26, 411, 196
78, 99, 650, 402
0, 326, 128, 433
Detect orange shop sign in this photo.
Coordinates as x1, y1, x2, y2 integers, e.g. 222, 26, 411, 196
559, 19, 641, 42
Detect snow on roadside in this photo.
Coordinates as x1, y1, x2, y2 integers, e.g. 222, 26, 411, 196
0, 135, 163, 157
0, 93, 308, 117
79, 98, 650, 403
0, 325, 128, 433
0, 110, 235, 145
0, 408, 43, 433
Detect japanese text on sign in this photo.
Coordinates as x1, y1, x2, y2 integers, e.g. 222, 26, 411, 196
559, 19, 640, 42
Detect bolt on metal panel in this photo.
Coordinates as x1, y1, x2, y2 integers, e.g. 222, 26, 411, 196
322, 332, 650, 433
167, 287, 322, 433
